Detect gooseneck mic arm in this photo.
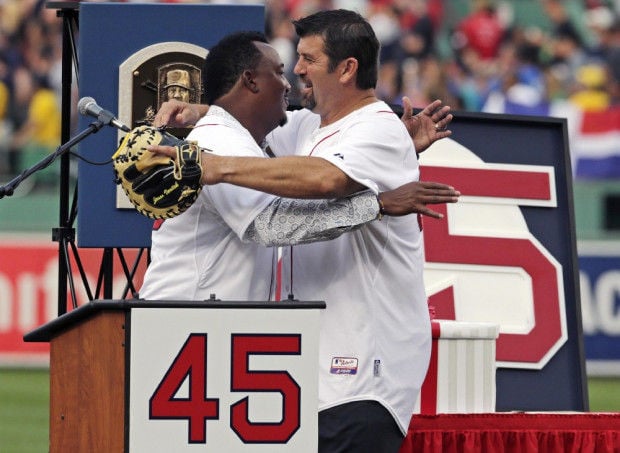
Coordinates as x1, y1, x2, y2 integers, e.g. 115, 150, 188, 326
0, 110, 109, 198
1, 97, 130, 197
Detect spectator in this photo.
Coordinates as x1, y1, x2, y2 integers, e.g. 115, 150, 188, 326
0, 69, 10, 176
6, 66, 35, 175
453, 0, 506, 61
607, 18, 620, 105
483, 41, 550, 116
569, 63, 611, 111
584, 11, 620, 106
9, 65, 61, 186
398, 0, 436, 61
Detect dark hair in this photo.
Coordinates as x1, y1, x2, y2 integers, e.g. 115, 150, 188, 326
202, 31, 268, 104
292, 9, 379, 90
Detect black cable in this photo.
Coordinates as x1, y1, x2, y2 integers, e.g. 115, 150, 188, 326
68, 151, 112, 166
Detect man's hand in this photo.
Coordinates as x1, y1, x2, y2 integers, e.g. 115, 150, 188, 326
147, 143, 216, 185
401, 97, 453, 154
378, 181, 460, 219
153, 99, 207, 128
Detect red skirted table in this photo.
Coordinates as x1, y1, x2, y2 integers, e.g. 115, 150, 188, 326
399, 412, 620, 452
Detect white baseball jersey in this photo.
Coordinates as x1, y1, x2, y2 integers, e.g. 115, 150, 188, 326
139, 106, 278, 301
268, 101, 431, 433
140, 106, 383, 302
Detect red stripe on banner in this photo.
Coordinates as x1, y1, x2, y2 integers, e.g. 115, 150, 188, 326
422, 166, 551, 201
580, 106, 620, 134
420, 321, 441, 414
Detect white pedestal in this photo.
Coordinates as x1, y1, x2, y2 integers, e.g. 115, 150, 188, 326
415, 320, 499, 415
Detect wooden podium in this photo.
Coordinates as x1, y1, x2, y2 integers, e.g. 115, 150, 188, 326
24, 299, 324, 452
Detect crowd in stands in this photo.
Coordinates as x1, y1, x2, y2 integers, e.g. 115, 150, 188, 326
0, 0, 618, 184
0, 0, 63, 185
266, 0, 620, 116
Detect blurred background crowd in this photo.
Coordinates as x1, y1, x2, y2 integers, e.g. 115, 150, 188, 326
0, 0, 618, 188
268, 0, 619, 117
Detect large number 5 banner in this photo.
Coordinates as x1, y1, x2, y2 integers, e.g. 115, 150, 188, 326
419, 113, 587, 411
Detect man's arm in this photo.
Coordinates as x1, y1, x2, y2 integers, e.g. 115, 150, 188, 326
148, 134, 461, 202
246, 183, 460, 246
201, 152, 365, 198
153, 99, 207, 128
152, 101, 363, 198
245, 190, 379, 246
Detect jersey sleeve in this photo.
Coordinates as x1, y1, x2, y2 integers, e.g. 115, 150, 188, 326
244, 190, 380, 246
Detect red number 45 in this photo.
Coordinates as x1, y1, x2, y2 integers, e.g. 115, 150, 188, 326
149, 333, 302, 444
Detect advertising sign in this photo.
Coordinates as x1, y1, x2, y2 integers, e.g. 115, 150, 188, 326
0, 238, 146, 365
578, 241, 620, 376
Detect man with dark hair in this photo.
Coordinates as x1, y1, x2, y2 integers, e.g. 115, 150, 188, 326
294, 8, 380, 91
148, 11, 458, 451
274, 11, 430, 451
201, 31, 267, 105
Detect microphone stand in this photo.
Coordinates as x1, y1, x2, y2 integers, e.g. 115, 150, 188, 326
0, 120, 106, 313
0, 120, 104, 198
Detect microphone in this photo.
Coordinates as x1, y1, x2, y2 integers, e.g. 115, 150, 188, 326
77, 96, 130, 132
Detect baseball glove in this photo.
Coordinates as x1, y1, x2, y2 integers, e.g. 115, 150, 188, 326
112, 125, 203, 219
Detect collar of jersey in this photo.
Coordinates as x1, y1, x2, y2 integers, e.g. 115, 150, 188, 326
202, 105, 268, 151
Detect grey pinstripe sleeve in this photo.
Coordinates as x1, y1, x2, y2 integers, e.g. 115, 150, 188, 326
244, 191, 380, 246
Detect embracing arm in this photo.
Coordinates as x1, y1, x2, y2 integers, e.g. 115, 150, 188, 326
245, 181, 460, 246
245, 190, 379, 246
153, 99, 208, 128
202, 153, 365, 198
149, 99, 459, 209
210, 97, 455, 199
152, 101, 363, 198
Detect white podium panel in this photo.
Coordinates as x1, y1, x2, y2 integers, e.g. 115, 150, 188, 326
415, 320, 499, 415
129, 306, 320, 452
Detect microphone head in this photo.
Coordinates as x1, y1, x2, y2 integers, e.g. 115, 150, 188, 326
77, 96, 96, 115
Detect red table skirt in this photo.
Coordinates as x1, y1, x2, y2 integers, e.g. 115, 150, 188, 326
399, 413, 620, 453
